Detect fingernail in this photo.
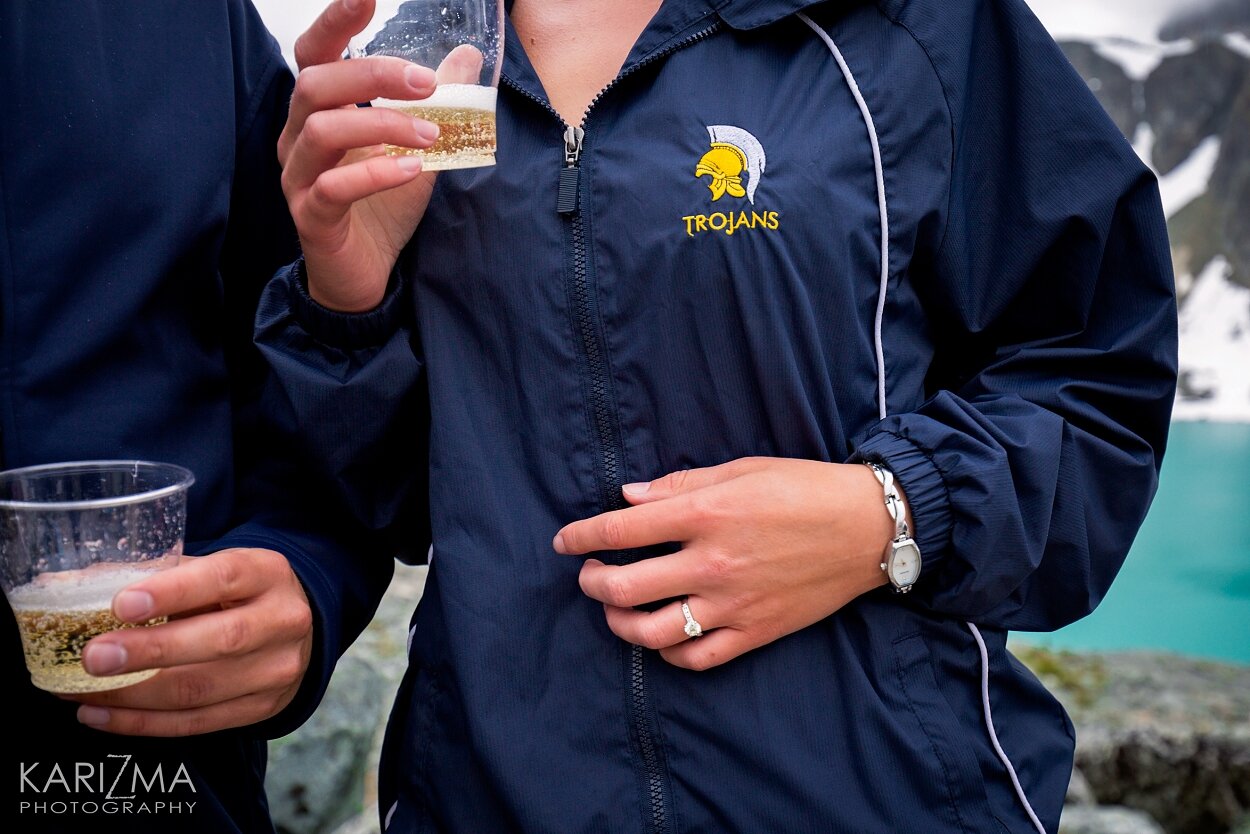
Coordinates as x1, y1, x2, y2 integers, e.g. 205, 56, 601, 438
405, 65, 436, 92
77, 706, 111, 727
552, 534, 567, 554
82, 642, 127, 676
114, 589, 154, 622
342, 0, 362, 12
622, 482, 651, 497
415, 120, 440, 142
396, 156, 423, 172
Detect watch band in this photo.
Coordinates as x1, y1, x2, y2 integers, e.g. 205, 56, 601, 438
867, 463, 908, 539
865, 462, 921, 593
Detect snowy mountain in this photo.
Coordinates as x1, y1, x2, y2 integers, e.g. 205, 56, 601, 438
1051, 2, 1250, 422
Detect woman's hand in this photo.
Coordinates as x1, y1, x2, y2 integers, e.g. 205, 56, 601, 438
553, 458, 896, 671
63, 549, 313, 736
279, 0, 480, 313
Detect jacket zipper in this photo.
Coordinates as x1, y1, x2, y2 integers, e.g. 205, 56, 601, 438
503, 23, 721, 834
559, 125, 672, 834
556, 124, 623, 515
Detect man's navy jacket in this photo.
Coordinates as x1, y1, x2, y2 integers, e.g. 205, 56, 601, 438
0, 2, 390, 831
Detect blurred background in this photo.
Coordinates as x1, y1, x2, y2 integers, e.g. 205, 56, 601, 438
251, 1, 1250, 833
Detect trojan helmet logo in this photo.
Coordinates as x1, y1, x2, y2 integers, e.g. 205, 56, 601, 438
695, 125, 767, 205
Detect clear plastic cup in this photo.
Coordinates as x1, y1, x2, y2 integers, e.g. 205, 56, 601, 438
350, 0, 505, 170
0, 461, 194, 693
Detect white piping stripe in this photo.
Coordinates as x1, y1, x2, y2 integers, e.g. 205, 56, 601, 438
797, 12, 890, 421
798, 14, 1047, 834
968, 623, 1048, 834
384, 799, 399, 830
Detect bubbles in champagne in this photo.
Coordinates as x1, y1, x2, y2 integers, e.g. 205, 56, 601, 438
375, 83, 498, 170
8, 566, 166, 693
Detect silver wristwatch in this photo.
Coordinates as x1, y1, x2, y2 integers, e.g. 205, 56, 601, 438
866, 463, 922, 593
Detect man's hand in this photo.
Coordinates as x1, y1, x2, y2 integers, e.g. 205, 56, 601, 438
554, 458, 896, 672
63, 548, 313, 737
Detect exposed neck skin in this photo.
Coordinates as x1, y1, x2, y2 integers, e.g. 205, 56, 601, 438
510, 0, 663, 125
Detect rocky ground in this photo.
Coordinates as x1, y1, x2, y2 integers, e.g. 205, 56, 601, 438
267, 564, 426, 834
1018, 646, 1250, 834
265, 565, 1250, 834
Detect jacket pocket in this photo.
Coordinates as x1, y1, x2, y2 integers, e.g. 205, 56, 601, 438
894, 632, 999, 834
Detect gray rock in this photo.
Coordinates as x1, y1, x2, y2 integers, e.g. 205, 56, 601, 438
1059, 41, 1140, 138
1143, 42, 1249, 174
1060, 805, 1166, 834
1068, 767, 1098, 807
1166, 192, 1225, 297
1016, 648, 1250, 834
267, 655, 387, 834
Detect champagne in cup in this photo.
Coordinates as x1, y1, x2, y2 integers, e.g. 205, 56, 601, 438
351, 0, 505, 170
0, 461, 193, 693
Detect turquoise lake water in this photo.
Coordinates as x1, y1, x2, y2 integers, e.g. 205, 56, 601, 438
1014, 421, 1250, 664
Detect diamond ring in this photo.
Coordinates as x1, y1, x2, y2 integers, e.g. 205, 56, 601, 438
680, 598, 704, 639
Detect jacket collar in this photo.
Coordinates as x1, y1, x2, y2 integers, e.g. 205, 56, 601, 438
709, 0, 831, 30
500, 0, 831, 112
503, 0, 831, 32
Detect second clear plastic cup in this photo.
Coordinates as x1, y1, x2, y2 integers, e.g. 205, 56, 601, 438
0, 461, 193, 693
351, 0, 506, 170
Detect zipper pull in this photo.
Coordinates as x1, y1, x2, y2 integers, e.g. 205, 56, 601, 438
557, 125, 585, 215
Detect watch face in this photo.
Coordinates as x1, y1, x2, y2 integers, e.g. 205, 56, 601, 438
889, 541, 921, 587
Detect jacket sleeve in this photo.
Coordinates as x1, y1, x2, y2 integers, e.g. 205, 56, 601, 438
250, 253, 431, 739
207, 0, 408, 738
853, 0, 1178, 631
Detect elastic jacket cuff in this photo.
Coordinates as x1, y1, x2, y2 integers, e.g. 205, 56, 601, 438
852, 430, 953, 573
288, 258, 408, 350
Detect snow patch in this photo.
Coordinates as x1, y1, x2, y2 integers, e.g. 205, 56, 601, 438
1226, 33, 1250, 59
1158, 136, 1221, 217
1092, 37, 1194, 80
1173, 258, 1250, 422
1133, 124, 1156, 169
1025, 0, 1183, 44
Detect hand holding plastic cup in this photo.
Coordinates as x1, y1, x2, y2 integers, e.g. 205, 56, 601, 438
0, 461, 193, 694
351, 0, 505, 170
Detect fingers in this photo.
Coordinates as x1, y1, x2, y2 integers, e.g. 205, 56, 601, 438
621, 458, 760, 505
291, 57, 435, 137
577, 555, 696, 609
435, 44, 485, 85
300, 154, 431, 233
602, 596, 725, 651
111, 549, 286, 623
75, 689, 296, 737
61, 548, 312, 737
281, 57, 436, 166
554, 498, 698, 555
294, 0, 376, 71
660, 627, 756, 672
84, 590, 311, 675
69, 650, 305, 712
282, 106, 438, 194
600, 591, 757, 671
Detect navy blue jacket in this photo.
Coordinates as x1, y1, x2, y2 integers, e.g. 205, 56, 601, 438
0, 2, 390, 831
259, 0, 1178, 831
